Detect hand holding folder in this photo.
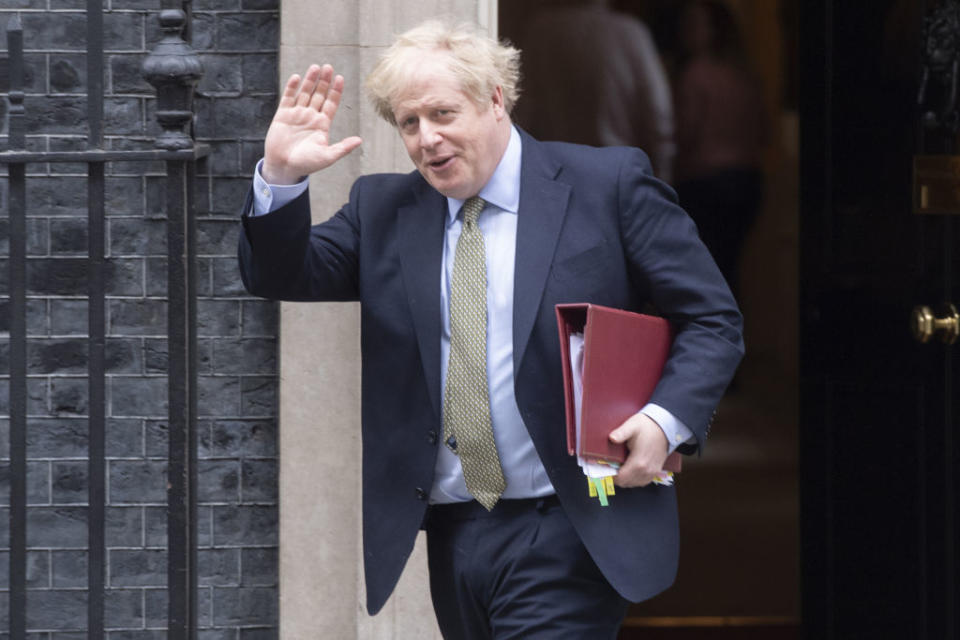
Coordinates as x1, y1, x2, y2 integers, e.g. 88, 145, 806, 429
556, 303, 682, 505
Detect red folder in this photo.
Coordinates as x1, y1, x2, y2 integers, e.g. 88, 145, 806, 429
556, 303, 682, 473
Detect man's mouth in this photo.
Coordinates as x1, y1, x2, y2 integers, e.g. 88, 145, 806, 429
427, 156, 455, 171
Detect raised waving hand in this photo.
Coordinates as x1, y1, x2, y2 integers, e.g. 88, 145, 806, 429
262, 64, 363, 185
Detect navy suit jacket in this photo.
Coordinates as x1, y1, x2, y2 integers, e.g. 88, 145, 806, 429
238, 129, 744, 615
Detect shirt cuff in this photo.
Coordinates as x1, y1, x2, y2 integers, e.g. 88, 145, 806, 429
640, 403, 695, 454
251, 158, 310, 216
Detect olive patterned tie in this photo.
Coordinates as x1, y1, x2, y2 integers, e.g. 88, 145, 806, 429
443, 196, 506, 510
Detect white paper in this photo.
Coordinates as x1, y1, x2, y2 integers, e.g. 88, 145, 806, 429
569, 332, 618, 479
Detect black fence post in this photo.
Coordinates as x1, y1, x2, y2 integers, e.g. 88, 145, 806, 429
142, 5, 204, 638
5, 14, 28, 640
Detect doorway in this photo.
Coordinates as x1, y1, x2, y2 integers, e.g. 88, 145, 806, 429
500, 1, 801, 636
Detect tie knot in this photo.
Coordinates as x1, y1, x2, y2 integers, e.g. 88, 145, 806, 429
462, 196, 485, 228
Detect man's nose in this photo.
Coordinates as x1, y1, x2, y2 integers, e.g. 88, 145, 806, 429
419, 122, 442, 149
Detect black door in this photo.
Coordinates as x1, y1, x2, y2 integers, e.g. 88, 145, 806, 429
800, 1, 958, 638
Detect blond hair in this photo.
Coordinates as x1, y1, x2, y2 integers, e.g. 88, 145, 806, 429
365, 20, 521, 125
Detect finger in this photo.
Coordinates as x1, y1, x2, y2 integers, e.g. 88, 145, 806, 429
319, 74, 347, 123
278, 73, 302, 108
309, 64, 335, 112
295, 64, 322, 107
325, 136, 363, 162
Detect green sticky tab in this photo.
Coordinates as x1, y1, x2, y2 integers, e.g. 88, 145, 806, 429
591, 477, 609, 507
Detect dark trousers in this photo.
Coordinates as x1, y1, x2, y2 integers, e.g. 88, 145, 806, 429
424, 495, 629, 639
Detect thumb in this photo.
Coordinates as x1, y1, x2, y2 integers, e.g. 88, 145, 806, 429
609, 427, 628, 444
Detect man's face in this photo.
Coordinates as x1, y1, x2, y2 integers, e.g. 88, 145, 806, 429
391, 53, 508, 200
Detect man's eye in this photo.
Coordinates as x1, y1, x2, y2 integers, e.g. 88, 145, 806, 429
401, 116, 417, 130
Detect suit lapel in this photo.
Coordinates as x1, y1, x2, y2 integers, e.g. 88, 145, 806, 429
513, 132, 571, 371
398, 179, 447, 420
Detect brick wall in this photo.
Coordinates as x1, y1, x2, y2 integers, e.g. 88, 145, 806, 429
0, 1, 280, 637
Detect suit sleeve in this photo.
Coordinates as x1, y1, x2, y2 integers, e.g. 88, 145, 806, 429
617, 149, 744, 450
237, 179, 364, 302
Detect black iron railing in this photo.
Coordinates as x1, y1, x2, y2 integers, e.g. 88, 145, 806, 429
1, 1, 209, 637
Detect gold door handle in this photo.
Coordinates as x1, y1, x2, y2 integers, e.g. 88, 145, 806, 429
911, 303, 959, 344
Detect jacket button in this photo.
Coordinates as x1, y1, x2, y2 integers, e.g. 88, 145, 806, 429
427, 430, 438, 445
415, 487, 427, 501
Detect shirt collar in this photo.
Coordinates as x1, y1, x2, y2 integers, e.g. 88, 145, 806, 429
446, 125, 522, 224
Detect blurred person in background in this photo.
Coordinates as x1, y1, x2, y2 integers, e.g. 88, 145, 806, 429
515, 0, 675, 181
673, 0, 767, 300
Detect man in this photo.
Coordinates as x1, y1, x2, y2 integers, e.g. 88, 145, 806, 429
239, 20, 743, 639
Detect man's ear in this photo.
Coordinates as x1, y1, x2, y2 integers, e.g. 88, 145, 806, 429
491, 85, 506, 120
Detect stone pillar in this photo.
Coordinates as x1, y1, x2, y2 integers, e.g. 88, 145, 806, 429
278, 2, 497, 638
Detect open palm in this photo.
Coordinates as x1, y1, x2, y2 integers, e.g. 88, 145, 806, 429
262, 64, 363, 185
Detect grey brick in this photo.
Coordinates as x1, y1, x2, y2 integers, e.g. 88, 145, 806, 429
212, 505, 276, 546
143, 338, 167, 373
212, 257, 247, 296
240, 629, 278, 640
145, 257, 168, 297
105, 506, 143, 547
26, 589, 87, 631
240, 547, 276, 587
26, 95, 88, 136
209, 420, 276, 458
27, 460, 50, 504
110, 54, 152, 94
49, 54, 86, 94
199, 459, 239, 502
50, 218, 88, 255
198, 54, 244, 95
27, 338, 87, 374
27, 217, 49, 256
50, 377, 87, 415
109, 460, 165, 504
25, 177, 87, 216
104, 97, 145, 136
107, 418, 144, 458
195, 0, 238, 8
110, 548, 166, 587
103, 588, 144, 630
27, 418, 88, 457
0, 508, 7, 545
198, 299, 240, 337
106, 176, 146, 215
199, 547, 240, 586
212, 96, 274, 139
240, 140, 266, 175
103, 12, 145, 52
199, 375, 240, 417
110, 218, 168, 256
20, 13, 86, 51
52, 549, 87, 588
107, 258, 147, 296
0, 550, 49, 589
212, 587, 277, 626
111, 376, 167, 417
50, 299, 88, 335
0, 52, 46, 93
241, 459, 276, 503
28, 259, 88, 295
200, 630, 240, 640
107, 338, 144, 374
240, 300, 277, 337
144, 419, 167, 457
200, 140, 241, 177
52, 460, 87, 504
110, 298, 166, 335
143, 505, 167, 547
28, 376, 49, 416
218, 13, 277, 52
27, 507, 87, 548
198, 219, 239, 256
143, 586, 213, 628
240, 376, 274, 417
241, 53, 277, 94
212, 338, 274, 375
108, 631, 167, 640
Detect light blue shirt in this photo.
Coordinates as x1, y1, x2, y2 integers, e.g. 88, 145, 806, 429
250, 125, 693, 502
